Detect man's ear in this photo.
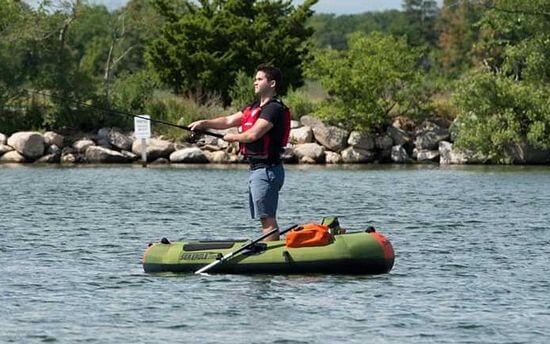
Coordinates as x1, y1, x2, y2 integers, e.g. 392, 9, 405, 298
269, 80, 276, 89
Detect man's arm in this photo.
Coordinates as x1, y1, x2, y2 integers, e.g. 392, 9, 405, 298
223, 118, 273, 143
188, 111, 243, 131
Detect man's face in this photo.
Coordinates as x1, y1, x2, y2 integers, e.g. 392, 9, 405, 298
254, 71, 274, 95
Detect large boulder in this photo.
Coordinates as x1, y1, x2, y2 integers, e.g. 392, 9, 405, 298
294, 143, 325, 163
348, 131, 375, 150
281, 147, 298, 164
415, 121, 449, 150
375, 135, 394, 150
0, 133, 6, 145
98, 128, 133, 151
35, 153, 61, 163
415, 149, 440, 162
0, 144, 14, 156
386, 126, 412, 146
7, 132, 45, 160
325, 151, 343, 164
300, 115, 325, 129
43, 131, 64, 148
505, 142, 550, 164
61, 153, 76, 163
204, 150, 234, 163
85, 146, 132, 163
132, 138, 175, 161
0, 150, 26, 163
73, 139, 95, 153
290, 120, 301, 129
312, 125, 349, 153
289, 126, 313, 144
391, 145, 412, 163
341, 146, 375, 163
170, 147, 208, 163
439, 141, 483, 164
197, 134, 228, 150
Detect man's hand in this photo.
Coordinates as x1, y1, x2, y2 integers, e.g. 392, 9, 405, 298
188, 120, 206, 131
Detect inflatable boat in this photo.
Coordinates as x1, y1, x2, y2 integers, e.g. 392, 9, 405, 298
142, 224, 395, 275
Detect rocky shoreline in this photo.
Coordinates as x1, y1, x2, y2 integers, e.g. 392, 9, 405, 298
1, 115, 549, 165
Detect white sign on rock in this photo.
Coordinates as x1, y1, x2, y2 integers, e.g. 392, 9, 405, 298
134, 115, 151, 139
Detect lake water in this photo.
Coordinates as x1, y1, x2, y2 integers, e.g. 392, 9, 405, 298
1, 164, 549, 343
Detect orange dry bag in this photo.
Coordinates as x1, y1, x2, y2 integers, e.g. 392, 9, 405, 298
285, 223, 333, 248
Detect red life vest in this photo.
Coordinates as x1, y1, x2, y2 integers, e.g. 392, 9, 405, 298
239, 98, 291, 159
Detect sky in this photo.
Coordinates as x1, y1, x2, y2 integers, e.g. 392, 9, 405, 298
92, 0, 420, 15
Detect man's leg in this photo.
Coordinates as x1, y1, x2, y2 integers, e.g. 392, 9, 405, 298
261, 217, 279, 241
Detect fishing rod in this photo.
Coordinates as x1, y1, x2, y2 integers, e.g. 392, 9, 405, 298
25, 89, 225, 139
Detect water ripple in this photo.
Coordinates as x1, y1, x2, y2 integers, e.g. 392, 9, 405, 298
1, 165, 550, 343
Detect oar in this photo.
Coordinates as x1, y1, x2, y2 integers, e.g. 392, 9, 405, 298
24, 89, 224, 139
195, 224, 299, 274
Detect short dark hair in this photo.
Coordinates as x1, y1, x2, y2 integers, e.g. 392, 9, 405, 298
256, 64, 282, 93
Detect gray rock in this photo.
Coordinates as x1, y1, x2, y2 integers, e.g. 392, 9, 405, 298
289, 126, 313, 144
204, 150, 231, 163
375, 135, 393, 150
61, 153, 76, 164
415, 121, 449, 150
43, 131, 64, 148
300, 115, 325, 129
7, 131, 45, 159
97, 128, 133, 151
415, 149, 440, 162
341, 146, 375, 163
121, 150, 138, 161
439, 141, 483, 164
132, 138, 175, 161
325, 151, 343, 164
387, 126, 411, 146
73, 139, 95, 153
109, 129, 133, 151
281, 147, 298, 164
294, 143, 325, 163
290, 120, 301, 129
312, 125, 349, 153
47, 144, 61, 155
391, 145, 412, 163
505, 142, 550, 164
85, 146, 132, 163
170, 147, 208, 163
35, 153, 60, 163
0, 150, 26, 163
0, 144, 14, 155
348, 131, 375, 150
0, 133, 6, 145
198, 135, 226, 149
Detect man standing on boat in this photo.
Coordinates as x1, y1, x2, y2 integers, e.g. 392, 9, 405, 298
189, 64, 291, 241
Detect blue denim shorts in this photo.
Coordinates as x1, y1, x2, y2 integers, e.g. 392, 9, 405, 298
248, 164, 285, 219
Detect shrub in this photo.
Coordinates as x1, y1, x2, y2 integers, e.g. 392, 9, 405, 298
306, 32, 424, 132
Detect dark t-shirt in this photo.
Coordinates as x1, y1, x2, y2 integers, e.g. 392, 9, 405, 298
243, 98, 286, 166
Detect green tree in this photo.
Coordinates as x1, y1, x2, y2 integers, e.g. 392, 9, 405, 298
307, 11, 410, 50
402, 0, 440, 47
306, 32, 424, 132
453, 0, 550, 161
147, 0, 317, 104
435, 0, 486, 75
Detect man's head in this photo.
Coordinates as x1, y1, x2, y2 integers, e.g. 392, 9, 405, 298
254, 64, 282, 96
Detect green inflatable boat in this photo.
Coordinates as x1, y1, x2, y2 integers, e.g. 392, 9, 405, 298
142, 226, 395, 275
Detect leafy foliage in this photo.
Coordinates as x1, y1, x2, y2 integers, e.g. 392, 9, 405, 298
306, 32, 424, 131
147, 0, 317, 104
453, 0, 550, 160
